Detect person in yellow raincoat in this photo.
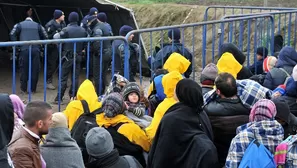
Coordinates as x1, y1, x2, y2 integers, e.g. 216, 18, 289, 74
96, 92, 151, 152
63, 79, 102, 130
147, 52, 190, 97
145, 71, 183, 142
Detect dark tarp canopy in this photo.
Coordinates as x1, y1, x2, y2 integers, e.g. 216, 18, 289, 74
0, 0, 150, 75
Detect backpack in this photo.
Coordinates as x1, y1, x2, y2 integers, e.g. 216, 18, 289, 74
239, 139, 276, 168
70, 100, 103, 164
270, 67, 291, 86
105, 123, 146, 167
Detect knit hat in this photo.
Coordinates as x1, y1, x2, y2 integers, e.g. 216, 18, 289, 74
97, 12, 107, 22
68, 12, 79, 23
89, 7, 98, 15
85, 127, 114, 158
263, 56, 277, 73
122, 82, 141, 101
168, 28, 181, 40
51, 112, 67, 128
272, 98, 290, 124
54, 10, 64, 19
249, 99, 277, 122
256, 47, 268, 58
119, 25, 134, 36
292, 64, 297, 81
200, 63, 218, 83
102, 92, 126, 118
9, 94, 25, 119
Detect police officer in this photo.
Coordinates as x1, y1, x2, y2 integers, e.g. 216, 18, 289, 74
97, 12, 113, 36
80, 7, 98, 80
112, 25, 139, 82
87, 15, 112, 96
45, 10, 66, 90
53, 12, 87, 103
10, 15, 48, 93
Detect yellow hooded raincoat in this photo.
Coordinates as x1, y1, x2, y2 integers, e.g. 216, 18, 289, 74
63, 79, 102, 130
96, 113, 151, 152
145, 71, 183, 142
216, 52, 243, 79
147, 52, 190, 96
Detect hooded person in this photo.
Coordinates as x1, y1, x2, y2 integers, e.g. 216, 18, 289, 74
0, 94, 15, 168
122, 83, 152, 129
147, 79, 219, 168
63, 79, 102, 130
96, 92, 150, 165
147, 52, 190, 98
217, 52, 243, 79
9, 94, 25, 131
219, 43, 253, 79
263, 46, 297, 90
145, 71, 183, 142
85, 127, 142, 168
225, 99, 284, 168
200, 63, 218, 95
152, 28, 193, 78
249, 47, 268, 75
41, 112, 84, 168
272, 98, 297, 138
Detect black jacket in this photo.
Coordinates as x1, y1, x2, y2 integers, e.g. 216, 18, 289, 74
90, 22, 112, 56
153, 42, 193, 78
45, 19, 66, 39
0, 94, 14, 168
147, 102, 219, 168
58, 23, 88, 52
204, 97, 250, 166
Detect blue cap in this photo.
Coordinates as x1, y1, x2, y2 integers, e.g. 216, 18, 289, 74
89, 7, 98, 15
119, 25, 134, 36
68, 12, 79, 23
97, 12, 107, 22
168, 28, 181, 40
54, 10, 64, 19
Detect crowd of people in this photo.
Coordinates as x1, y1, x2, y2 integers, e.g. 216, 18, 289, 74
3, 6, 297, 168
1, 39, 297, 168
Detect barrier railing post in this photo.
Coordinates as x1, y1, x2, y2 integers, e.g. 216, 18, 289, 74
28, 45, 32, 101
58, 43, 62, 111
288, 13, 292, 46
86, 42, 90, 79
12, 46, 16, 94
99, 40, 103, 95
43, 44, 47, 102
72, 42, 77, 98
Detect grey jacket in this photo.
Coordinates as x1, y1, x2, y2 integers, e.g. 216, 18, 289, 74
125, 111, 152, 129
40, 127, 84, 168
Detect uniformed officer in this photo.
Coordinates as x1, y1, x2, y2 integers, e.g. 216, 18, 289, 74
45, 9, 66, 90
97, 12, 113, 36
53, 12, 88, 103
87, 15, 112, 96
112, 25, 139, 82
10, 16, 48, 93
80, 7, 98, 80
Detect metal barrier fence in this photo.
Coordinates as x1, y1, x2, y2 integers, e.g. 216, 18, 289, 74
125, 14, 274, 81
222, 10, 297, 51
0, 36, 129, 111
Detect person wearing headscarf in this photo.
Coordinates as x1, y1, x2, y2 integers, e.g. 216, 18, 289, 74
225, 99, 284, 168
263, 46, 297, 90
147, 79, 219, 168
0, 94, 15, 168
9, 94, 25, 131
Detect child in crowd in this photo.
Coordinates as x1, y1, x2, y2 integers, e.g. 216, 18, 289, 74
122, 83, 152, 129
200, 63, 218, 96
249, 47, 268, 75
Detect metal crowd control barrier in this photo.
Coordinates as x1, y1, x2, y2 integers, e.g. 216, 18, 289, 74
0, 36, 129, 111
222, 10, 297, 51
124, 14, 274, 82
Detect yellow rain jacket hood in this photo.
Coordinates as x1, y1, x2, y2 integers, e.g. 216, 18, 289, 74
64, 79, 102, 130
146, 71, 183, 142
96, 113, 151, 152
217, 52, 243, 79
148, 52, 190, 96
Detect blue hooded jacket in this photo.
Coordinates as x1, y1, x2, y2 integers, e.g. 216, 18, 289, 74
263, 46, 297, 90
